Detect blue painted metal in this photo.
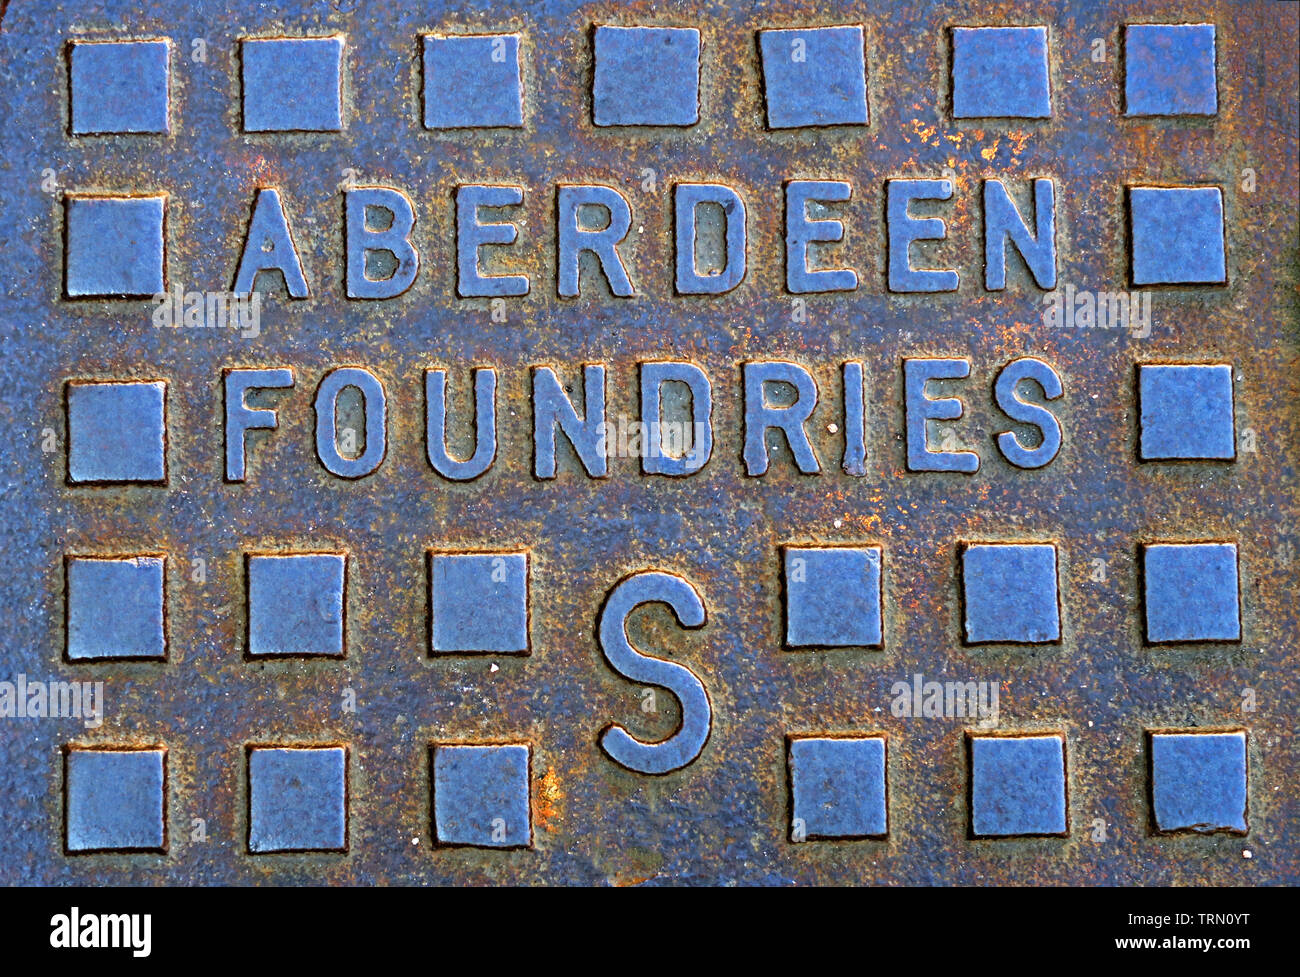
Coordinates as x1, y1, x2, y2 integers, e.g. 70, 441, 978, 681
783, 546, 883, 648
788, 736, 887, 839
68, 39, 170, 134
65, 380, 167, 483
65, 748, 166, 852
0, 0, 1294, 887
66, 556, 166, 661
951, 26, 1051, 119
247, 746, 348, 853
63, 196, 166, 298
1129, 186, 1227, 285
1142, 543, 1241, 643
423, 34, 524, 129
1138, 363, 1236, 461
1150, 731, 1247, 834
240, 36, 343, 132
591, 25, 700, 127
969, 735, 1067, 837
758, 26, 868, 129
961, 544, 1060, 645
1125, 23, 1218, 116
429, 552, 529, 654
246, 553, 346, 658
432, 743, 531, 848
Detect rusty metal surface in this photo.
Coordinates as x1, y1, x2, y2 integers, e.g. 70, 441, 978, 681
0, 0, 1297, 885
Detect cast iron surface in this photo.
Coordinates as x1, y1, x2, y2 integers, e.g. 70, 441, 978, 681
0, 0, 1296, 885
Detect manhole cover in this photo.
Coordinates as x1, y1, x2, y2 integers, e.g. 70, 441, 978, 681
0, 0, 1296, 886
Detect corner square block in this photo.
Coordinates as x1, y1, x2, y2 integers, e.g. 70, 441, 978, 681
430, 551, 529, 654
592, 25, 700, 127
66, 380, 167, 484
951, 26, 1051, 119
783, 546, 883, 648
1139, 363, 1235, 460
1125, 24, 1217, 116
246, 553, 346, 658
64, 195, 166, 298
961, 543, 1060, 644
432, 743, 531, 848
788, 735, 887, 840
759, 26, 868, 128
66, 556, 166, 661
970, 734, 1067, 837
247, 746, 347, 852
1150, 731, 1247, 833
423, 34, 523, 128
65, 748, 166, 852
1142, 542, 1240, 642
1129, 186, 1226, 285
241, 36, 343, 132
68, 39, 170, 134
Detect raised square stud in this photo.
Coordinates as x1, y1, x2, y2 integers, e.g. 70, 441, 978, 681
423, 34, 523, 128
247, 746, 347, 853
65, 748, 166, 853
758, 26, 868, 128
1138, 363, 1235, 460
1125, 24, 1217, 116
66, 380, 167, 484
246, 553, 346, 658
66, 556, 166, 661
429, 551, 529, 654
961, 543, 1060, 644
1142, 542, 1240, 643
1150, 731, 1247, 833
1129, 186, 1226, 285
951, 26, 1051, 119
241, 36, 343, 132
68, 39, 170, 134
783, 545, 883, 648
592, 25, 700, 127
969, 734, 1067, 837
432, 743, 532, 848
788, 735, 887, 840
64, 195, 166, 298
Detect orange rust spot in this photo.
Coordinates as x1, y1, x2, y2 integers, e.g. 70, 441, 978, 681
535, 766, 563, 832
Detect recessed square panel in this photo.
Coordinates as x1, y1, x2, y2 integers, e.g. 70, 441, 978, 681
247, 746, 347, 853
951, 26, 1051, 119
969, 734, 1067, 837
64, 195, 166, 298
65, 380, 167, 484
246, 553, 346, 658
432, 743, 532, 848
65, 748, 166, 853
68, 39, 170, 134
1125, 24, 1217, 116
241, 36, 343, 132
758, 26, 868, 128
423, 34, 523, 128
592, 26, 700, 127
788, 735, 887, 839
66, 555, 166, 661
